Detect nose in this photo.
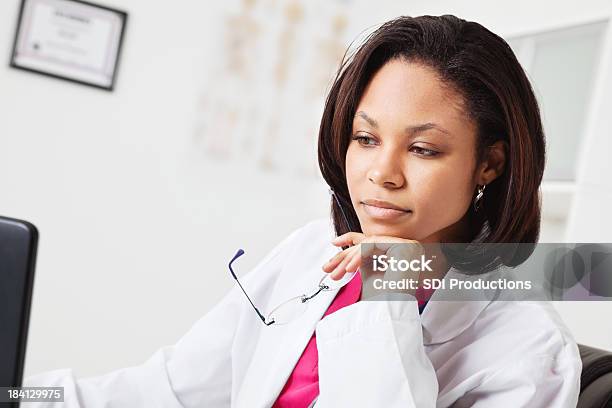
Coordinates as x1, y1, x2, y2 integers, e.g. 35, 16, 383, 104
366, 149, 405, 189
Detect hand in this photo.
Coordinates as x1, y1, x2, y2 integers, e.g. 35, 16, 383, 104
322, 232, 420, 279
322, 232, 433, 299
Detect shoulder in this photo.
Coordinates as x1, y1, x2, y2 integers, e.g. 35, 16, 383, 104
294, 217, 336, 240
466, 301, 581, 404
279, 217, 336, 251
430, 301, 582, 407
464, 300, 582, 382
435, 300, 580, 371
435, 301, 581, 405
248, 217, 335, 273
477, 300, 578, 357
240, 217, 337, 295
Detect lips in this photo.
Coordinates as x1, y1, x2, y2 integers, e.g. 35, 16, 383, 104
360, 199, 412, 220
361, 199, 411, 212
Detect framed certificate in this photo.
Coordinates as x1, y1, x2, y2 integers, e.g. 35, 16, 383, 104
10, 0, 128, 91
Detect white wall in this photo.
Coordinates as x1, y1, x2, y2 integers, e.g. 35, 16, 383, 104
1, 0, 611, 379
1, 0, 331, 377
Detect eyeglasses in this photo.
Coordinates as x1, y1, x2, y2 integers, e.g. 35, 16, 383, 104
228, 248, 359, 326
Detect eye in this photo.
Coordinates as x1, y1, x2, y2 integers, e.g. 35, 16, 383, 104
351, 134, 378, 146
410, 146, 439, 157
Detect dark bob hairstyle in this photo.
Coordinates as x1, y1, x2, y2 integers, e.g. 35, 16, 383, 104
317, 15, 545, 267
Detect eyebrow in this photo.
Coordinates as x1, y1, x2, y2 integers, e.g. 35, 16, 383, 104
354, 111, 450, 136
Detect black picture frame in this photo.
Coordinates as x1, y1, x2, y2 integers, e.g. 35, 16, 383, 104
9, 0, 128, 91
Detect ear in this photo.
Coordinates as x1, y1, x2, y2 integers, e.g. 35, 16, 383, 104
476, 140, 507, 185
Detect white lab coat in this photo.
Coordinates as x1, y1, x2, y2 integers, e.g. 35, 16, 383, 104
23, 218, 582, 408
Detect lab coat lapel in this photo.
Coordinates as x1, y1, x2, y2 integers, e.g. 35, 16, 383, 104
420, 267, 494, 345
235, 243, 340, 408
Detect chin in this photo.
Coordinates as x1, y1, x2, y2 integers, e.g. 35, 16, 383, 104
362, 222, 416, 239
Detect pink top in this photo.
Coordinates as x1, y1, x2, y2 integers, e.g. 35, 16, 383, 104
272, 272, 434, 408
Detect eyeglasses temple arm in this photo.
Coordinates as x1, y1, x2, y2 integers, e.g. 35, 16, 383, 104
229, 249, 275, 326
328, 188, 352, 230
328, 188, 354, 250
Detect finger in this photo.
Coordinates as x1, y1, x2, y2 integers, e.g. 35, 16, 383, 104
344, 248, 362, 273
330, 246, 360, 280
331, 232, 365, 247
342, 245, 362, 272
387, 241, 424, 260
360, 238, 394, 258
322, 248, 350, 272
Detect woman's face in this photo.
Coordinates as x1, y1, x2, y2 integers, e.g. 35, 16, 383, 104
346, 59, 481, 243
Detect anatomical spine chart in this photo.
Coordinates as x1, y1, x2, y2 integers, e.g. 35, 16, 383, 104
193, 0, 353, 178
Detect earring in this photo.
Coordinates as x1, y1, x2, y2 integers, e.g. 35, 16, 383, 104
473, 184, 486, 212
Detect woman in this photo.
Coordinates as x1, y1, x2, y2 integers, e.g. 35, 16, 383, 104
24, 15, 581, 407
